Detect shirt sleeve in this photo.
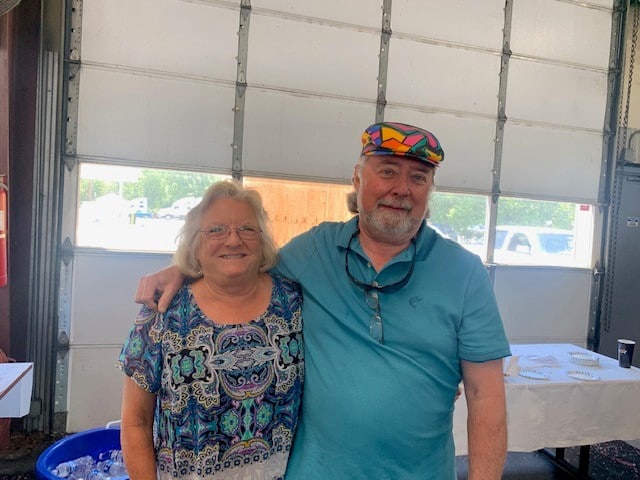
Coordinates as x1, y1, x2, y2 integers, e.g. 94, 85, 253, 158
457, 259, 511, 362
118, 306, 164, 393
274, 228, 319, 282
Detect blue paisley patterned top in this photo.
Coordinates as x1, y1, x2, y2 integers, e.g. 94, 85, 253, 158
119, 272, 304, 480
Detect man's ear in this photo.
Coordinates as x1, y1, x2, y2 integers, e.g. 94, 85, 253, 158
352, 164, 361, 189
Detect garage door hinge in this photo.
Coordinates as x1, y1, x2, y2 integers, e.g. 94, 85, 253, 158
60, 237, 74, 266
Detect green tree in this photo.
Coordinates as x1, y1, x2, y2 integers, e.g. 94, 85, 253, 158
79, 180, 118, 201
498, 198, 574, 230
80, 167, 223, 211
430, 192, 487, 239
429, 192, 576, 241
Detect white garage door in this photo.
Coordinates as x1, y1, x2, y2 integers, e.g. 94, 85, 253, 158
58, 0, 614, 430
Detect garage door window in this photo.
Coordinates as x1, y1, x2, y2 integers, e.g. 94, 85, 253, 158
76, 163, 228, 251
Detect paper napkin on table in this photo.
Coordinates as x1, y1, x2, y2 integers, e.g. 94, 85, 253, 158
503, 356, 520, 376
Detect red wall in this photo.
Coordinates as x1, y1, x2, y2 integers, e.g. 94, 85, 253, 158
0, 0, 40, 361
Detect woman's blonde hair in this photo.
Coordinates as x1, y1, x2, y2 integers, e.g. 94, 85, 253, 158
173, 180, 278, 278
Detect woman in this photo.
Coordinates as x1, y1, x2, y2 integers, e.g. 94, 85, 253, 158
119, 180, 304, 480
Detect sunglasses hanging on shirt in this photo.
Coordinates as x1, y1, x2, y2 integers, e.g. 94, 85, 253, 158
344, 230, 416, 344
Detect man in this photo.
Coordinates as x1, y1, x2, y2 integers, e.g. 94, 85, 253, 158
135, 122, 510, 479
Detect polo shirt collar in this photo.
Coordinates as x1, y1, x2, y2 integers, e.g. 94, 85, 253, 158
336, 216, 436, 261
337, 216, 361, 249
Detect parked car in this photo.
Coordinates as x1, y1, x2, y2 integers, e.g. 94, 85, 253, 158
493, 225, 575, 266
428, 223, 460, 242
429, 223, 460, 242
155, 196, 202, 220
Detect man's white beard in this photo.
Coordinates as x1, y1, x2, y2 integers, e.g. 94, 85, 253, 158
359, 204, 421, 237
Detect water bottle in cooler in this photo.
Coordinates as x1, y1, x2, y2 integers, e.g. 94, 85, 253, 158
107, 461, 127, 477
96, 459, 128, 477
52, 455, 95, 478
98, 449, 124, 464
86, 469, 109, 480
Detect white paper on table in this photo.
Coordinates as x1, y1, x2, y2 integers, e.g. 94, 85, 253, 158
503, 356, 520, 376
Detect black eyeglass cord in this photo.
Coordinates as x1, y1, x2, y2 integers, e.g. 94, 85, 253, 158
344, 230, 416, 293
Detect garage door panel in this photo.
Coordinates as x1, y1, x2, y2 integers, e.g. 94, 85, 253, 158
501, 123, 602, 202
82, 0, 239, 81
392, 0, 505, 50
507, 59, 607, 130
252, 0, 381, 28
249, 14, 380, 99
77, 67, 235, 170
70, 252, 172, 345
67, 347, 125, 432
495, 267, 591, 344
387, 39, 501, 116
243, 88, 375, 180
511, 0, 612, 68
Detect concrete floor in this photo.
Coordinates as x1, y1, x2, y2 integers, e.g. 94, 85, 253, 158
0, 450, 577, 480
629, 438, 640, 450
457, 451, 574, 479
2, 438, 639, 479
3, 451, 575, 480
458, 440, 640, 479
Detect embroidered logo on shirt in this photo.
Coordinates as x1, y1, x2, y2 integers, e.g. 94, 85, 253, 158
409, 296, 423, 309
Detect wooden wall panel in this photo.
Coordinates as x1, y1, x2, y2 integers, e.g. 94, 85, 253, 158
244, 177, 354, 247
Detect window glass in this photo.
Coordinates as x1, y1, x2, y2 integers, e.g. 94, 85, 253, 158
75, 166, 595, 268
428, 191, 489, 258
243, 177, 354, 247
76, 163, 228, 251
495, 198, 593, 267
428, 193, 593, 268
494, 229, 507, 249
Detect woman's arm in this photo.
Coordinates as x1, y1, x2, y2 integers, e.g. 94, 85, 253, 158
121, 376, 158, 480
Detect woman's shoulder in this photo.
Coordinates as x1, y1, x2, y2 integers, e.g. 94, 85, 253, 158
159, 284, 199, 325
269, 270, 301, 292
165, 284, 193, 309
267, 272, 303, 326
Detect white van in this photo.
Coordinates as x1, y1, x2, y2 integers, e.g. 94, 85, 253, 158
155, 196, 202, 220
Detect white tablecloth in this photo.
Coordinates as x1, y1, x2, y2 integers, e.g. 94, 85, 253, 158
454, 344, 640, 455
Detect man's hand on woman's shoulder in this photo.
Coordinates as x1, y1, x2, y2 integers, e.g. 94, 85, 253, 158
134, 265, 185, 312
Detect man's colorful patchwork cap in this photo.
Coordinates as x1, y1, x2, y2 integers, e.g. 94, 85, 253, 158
360, 122, 445, 167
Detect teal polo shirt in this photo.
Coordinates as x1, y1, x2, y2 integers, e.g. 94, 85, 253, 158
276, 217, 510, 480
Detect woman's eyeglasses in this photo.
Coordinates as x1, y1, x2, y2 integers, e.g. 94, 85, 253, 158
344, 230, 416, 344
201, 225, 262, 241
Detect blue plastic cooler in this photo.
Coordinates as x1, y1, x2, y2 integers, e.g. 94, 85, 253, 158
36, 426, 127, 480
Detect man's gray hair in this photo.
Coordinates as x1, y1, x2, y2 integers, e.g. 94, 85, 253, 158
346, 156, 368, 214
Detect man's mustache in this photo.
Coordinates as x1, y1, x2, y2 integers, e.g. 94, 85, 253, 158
377, 199, 413, 211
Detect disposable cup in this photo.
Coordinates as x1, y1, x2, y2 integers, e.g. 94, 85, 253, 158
618, 339, 636, 368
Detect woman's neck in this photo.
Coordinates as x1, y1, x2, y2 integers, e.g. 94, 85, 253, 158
192, 272, 272, 325
202, 273, 265, 304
